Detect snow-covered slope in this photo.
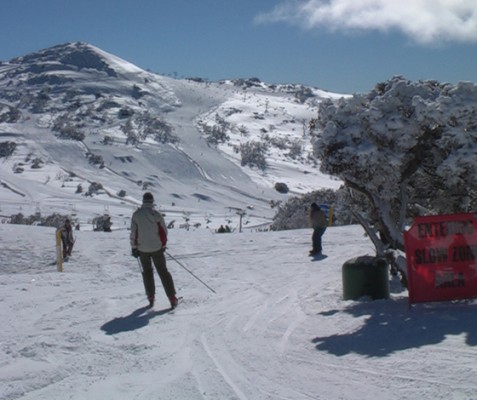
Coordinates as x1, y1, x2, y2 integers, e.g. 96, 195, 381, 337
0, 42, 344, 229
2, 223, 476, 400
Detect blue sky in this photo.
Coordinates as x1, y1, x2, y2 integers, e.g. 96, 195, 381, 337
1, 0, 477, 94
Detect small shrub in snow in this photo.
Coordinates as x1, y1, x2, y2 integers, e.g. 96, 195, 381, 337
31, 91, 51, 113
122, 113, 178, 145
31, 158, 44, 169
52, 115, 85, 141
118, 107, 134, 118
238, 125, 249, 136
201, 123, 229, 145
240, 141, 268, 170
87, 153, 104, 168
121, 119, 139, 145
86, 182, 103, 196
149, 119, 177, 144
0, 141, 16, 157
287, 141, 303, 159
198, 114, 230, 145
102, 135, 113, 145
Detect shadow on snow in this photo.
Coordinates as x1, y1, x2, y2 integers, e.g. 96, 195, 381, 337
312, 297, 477, 357
101, 306, 171, 335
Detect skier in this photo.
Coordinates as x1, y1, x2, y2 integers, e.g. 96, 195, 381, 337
130, 192, 178, 308
60, 218, 74, 260
309, 203, 327, 256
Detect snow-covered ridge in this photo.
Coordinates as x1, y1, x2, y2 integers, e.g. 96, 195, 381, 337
9, 42, 144, 77
0, 42, 344, 229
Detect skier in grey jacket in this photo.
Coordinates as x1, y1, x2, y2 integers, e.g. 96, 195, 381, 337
130, 192, 178, 308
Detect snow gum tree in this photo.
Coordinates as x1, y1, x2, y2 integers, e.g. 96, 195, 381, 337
312, 77, 477, 273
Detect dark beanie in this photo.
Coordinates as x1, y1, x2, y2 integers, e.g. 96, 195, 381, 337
143, 192, 154, 203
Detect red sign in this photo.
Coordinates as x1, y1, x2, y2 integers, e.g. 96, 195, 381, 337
404, 213, 477, 304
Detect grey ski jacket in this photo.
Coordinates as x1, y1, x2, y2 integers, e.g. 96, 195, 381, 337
130, 203, 168, 253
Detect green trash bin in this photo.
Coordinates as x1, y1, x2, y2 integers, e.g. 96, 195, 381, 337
342, 256, 389, 300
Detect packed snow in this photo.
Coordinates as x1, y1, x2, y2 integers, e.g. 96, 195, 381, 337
1, 221, 477, 400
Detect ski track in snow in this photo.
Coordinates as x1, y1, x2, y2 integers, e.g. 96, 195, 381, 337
2, 224, 477, 400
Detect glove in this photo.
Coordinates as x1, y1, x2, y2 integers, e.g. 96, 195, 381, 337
131, 248, 140, 258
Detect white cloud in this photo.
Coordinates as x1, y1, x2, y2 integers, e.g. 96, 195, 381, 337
255, 0, 477, 45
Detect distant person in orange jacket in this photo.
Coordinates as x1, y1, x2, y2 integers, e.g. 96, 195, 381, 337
309, 203, 327, 256
130, 192, 178, 309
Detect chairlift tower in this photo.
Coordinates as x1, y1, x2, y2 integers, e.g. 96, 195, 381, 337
236, 209, 246, 233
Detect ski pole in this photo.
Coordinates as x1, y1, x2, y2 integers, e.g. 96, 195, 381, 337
165, 250, 216, 294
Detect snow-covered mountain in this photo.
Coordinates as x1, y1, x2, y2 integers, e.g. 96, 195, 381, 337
0, 42, 344, 229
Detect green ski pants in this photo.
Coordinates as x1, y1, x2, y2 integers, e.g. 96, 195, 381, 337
139, 249, 176, 299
